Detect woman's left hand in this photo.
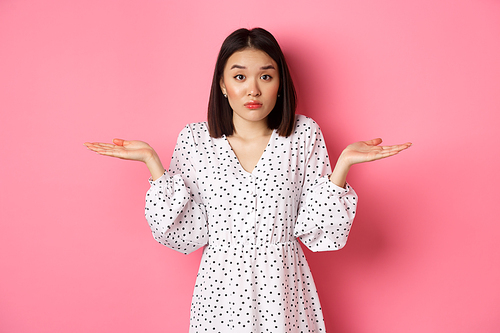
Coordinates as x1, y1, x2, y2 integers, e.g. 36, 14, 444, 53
340, 138, 412, 166
329, 138, 411, 188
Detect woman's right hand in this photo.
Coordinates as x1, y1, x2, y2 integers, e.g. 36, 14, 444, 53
84, 139, 166, 180
84, 139, 157, 162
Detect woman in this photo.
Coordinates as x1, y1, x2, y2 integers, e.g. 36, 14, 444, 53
85, 28, 410, 332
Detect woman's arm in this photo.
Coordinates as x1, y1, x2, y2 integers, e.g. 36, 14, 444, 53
84, 139, 166, 181
329, 138, 412, 188
85, 129, 209, 254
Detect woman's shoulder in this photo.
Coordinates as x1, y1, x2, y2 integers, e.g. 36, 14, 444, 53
171, 121, 209, 148
177, 121, 210, 138
293, 114, 322, 133
186, 120, 209, 131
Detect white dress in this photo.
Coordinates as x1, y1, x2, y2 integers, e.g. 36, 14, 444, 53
145, 115, 357, 332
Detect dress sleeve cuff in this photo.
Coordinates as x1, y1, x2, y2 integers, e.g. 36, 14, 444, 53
319, 174, 352, 196
148, 170, 169, 186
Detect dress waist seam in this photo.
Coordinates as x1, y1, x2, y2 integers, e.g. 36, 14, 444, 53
207, 239, 298, 249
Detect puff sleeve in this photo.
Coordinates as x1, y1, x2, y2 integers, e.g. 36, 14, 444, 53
145, 126, 208, 254
294, 119, 358, 252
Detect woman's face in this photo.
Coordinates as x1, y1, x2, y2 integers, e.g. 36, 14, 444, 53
220, 48, 280, 126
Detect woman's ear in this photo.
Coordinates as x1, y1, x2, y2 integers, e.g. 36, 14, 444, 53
219, 78, 226, 95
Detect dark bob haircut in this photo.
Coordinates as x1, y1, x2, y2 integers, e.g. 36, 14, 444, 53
207, 28, 297, 138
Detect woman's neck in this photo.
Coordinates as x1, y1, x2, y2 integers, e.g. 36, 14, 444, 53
231, 116, 272, 140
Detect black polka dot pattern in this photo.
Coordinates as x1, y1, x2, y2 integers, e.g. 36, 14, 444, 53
145, 115, 357, 332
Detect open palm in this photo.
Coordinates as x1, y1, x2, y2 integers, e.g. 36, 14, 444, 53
84, 139, 155, 163
341, 138, 412, 166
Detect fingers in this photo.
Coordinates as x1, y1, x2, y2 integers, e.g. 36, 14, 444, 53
384, 142, 412, 151
365, 138, 383, 146
85, 139, 131, 150
84, 142, 115, 150
84, 141, 123, 158
374, 142, 412, 160
113, 138, 127, 146
365, 138, 411, 150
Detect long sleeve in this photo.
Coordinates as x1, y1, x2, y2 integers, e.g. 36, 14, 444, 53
145, 126, 208, 255
294, 118, 358, 252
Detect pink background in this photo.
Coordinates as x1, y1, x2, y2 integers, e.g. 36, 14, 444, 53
1, 0, 499, 332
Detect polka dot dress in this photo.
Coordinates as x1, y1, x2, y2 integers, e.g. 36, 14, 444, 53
145, 115, 357, 332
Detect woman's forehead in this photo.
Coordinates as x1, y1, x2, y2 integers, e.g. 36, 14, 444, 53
225, 49, 277, 70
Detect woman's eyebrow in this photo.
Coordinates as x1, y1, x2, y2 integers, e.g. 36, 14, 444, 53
230, 64, 246, 69
229, 64, 276, 70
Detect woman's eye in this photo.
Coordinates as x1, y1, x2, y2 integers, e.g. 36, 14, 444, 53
261, 75, 272, 80
234, 74, 245, 80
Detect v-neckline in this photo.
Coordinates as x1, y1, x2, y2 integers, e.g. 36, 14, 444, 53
223, 130, 276, 175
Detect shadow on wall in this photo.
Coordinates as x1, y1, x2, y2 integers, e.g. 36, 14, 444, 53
302, 190, 393, 333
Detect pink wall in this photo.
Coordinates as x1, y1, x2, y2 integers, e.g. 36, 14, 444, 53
1, 0, 499, 332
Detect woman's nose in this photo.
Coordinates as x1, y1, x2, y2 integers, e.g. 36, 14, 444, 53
247, 80, 261, 97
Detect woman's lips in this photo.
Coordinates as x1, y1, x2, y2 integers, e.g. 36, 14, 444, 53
244, 101, 262, 109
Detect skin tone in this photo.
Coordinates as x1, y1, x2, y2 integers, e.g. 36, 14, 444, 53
84, 48, 411, 187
